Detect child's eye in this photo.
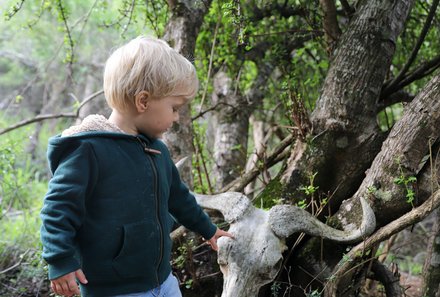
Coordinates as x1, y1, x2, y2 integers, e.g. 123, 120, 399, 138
173, 107, 179, 112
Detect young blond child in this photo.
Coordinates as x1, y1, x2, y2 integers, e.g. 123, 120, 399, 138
40, 36, 232, 297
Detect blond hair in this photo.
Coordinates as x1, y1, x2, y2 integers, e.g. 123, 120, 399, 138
103, 36, 198, 111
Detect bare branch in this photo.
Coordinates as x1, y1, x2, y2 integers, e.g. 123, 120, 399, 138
382, 55, 440, 99
0, 113, 76, 136
384, 0, 440, 94
247, 2, 306, 21
368, 259, 401, 297
0, 50, 37, 69
324, 188, 440, 297
221, 133, 295, 193
339, 0, 355, 17
56, 0, 75, 72
0, 249, 30, 274
166, 0, 178, 10
0, 90, 104, 136
377, 90, 414, 111
319, 0, 342, 53
394, 55, 440, 89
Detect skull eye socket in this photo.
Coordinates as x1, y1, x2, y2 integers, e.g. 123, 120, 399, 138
259, 258, 283, 280
218, 257, 228, 266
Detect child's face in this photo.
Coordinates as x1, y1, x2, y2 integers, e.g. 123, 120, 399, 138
137, 94, 188, 138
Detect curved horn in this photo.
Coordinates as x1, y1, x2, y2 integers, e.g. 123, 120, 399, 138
175, 156, 190, 171
193, 192, 253, 223
175, 157, 252, 223
269, 197, 376, 243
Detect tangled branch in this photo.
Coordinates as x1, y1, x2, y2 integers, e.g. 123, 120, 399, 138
324, 189, 440, 297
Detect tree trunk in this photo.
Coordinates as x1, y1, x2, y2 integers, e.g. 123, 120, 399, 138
162, 0, 212, 186
280, 0, 415, 207
422, 208, 440, 297
211, 70, 250, 191
270, 0, 417, 295
327, 72, 440, 296
245, 116, 269, 198
212, 60, 274, 191
77, 62, 108, 121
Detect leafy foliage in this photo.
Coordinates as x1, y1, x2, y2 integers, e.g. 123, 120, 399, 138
0, 0, 439, 295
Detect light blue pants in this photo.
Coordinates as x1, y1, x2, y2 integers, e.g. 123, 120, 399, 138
112, 273, 182, 297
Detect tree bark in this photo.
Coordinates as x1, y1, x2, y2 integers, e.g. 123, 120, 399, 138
244, 116, 268, 198
211, 70, 250, 191
211, 59, 274, 191
318, 72, 440, 296
422, 208, 440, 297
325, 189, 440, 297
272, 1, 417, 295
162, 0, 212, 186
77, 60, 108, 121
280, 0, 415, 208
368, 260, 402, 297
337, 73, 440, 225
319, 0, 341, 54
294, 75, 440, 296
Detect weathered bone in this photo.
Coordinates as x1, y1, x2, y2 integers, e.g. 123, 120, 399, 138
194, 192, 251, 222
269, 197, 376, 242
176, 158, 376, 297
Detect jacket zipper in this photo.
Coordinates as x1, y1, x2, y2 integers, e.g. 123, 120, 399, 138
136, 137, 164, 287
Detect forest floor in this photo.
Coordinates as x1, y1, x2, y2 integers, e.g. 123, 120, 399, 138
399, 272, 423, 297
362, 272, 422, 297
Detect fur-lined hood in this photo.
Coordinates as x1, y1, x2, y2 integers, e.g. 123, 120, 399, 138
61, 114, 124, 136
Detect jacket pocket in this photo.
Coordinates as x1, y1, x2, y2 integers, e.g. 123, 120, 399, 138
112, 220, 160, 278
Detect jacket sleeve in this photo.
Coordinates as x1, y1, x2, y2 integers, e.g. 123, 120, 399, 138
168, 163, 217, 240
40, 140, 98, 280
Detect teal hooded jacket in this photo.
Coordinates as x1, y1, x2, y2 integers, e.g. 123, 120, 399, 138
40, 122, 217, 296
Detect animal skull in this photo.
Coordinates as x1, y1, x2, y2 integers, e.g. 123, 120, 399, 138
176, 159, 376, 297
193, 192, 375, 297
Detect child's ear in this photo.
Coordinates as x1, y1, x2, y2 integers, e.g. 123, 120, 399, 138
134, 91, 150, 112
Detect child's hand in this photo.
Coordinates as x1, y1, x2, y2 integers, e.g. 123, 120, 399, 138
207, 228, 234, 251
50, 269, 88, 297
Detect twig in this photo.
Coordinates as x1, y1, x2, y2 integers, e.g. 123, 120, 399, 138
121, 0, 136, 37
0, 90, 104, 136
0, 249, 30, 274
4, 0, 25, 20
191, 102, 236, 121
144, 0, 161, 35
198, 13, 221, 114
57, 0, 75, 70
192, 131, 214, 194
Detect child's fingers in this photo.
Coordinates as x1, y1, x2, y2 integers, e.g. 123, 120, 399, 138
67, 278, 81, 295
52, 281, 65, 296
75, 269, 88, 284
50, 282, 59, 295
219, 230, 234, 238
209, 239, 219, 251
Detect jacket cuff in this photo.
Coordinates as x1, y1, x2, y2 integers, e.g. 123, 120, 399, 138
205, 222, 218, 240
48, 257, 80, 280
197, 215, 218, 240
